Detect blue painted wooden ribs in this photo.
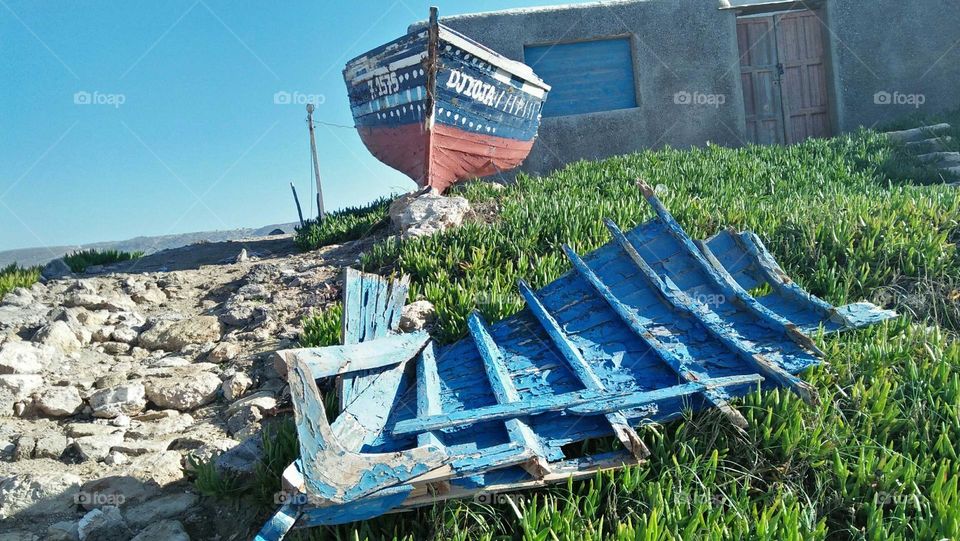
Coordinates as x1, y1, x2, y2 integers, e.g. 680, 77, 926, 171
257, 185, 896, 540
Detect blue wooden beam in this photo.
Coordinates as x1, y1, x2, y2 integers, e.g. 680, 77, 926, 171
635, 181, 825, 356
561, 244, 750, 429
517, 279, 650, 459
415, 342, 445, 449
467, 311, 553, 478
604, 218, 819, 406
391, 373, 763, 435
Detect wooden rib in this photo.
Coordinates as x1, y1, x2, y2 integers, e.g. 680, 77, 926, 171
561, 244, 750, 429
415, 342, 444, 449
516, 279, 650, 459
277, 331, 430, 378
604, 219, 818, 406
467, 311, 553, 478
635, 181, 825, 356
392, 373, 763, 435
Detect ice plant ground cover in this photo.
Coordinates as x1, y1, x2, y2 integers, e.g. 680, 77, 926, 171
230, 127, 959, 539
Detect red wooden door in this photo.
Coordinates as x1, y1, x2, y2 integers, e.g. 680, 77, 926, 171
737, 10, 832, 145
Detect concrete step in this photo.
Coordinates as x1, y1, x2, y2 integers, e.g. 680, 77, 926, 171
917, 152, 960, 168
885, 123, 952, 143
905, 136, 954, 154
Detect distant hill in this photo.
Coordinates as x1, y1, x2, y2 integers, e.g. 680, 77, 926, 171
0, 222, 299, 268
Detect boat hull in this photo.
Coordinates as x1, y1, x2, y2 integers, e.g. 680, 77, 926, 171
344, 25, 549, 192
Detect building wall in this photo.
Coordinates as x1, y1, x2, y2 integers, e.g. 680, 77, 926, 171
825, 0, 960, 131
432, 0, 747, 175
428, 0, 960, 177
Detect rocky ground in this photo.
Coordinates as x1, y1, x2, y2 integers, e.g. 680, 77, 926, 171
0, 236, 373, 540
0, 193, 466, 541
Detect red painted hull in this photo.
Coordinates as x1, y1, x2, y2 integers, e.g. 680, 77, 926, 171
358, 123, 535, 193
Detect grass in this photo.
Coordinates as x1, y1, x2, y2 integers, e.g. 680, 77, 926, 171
295, 198, 392, 251
201, 127, 960, 540
63, 248, 144, 273
0, 263, 41, 298
880, 105, 960, 184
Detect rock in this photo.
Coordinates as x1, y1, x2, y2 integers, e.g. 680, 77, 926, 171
78, 476, 159, 510
224, 391, 276, 417
269, 228, 285, 236
0, 531, 39, 540
221, 373, 252, 401
0, 374, 43, 416
110, 326, 140, 344
88, 384, 146, 418
145, 371, 220, 411
37, 386, 83, 417
101, 342, 131, 355
104, 451, 127, 466
139, 316, 221, 351
0, 342, 52, 375
216, 434, 263, 475
42, 258, 73, 280
129, 450, 184, 486
33, 432, 68, 459
63, 292, 136, 313
236, 248, 249, 263
1, 287, 34, 308
399, 300, 437, 332
131, 287, 167, 305
66, 422, 123, 438
71, 432, 125, 462
34, 320, 82, 354
130, 520, 190, 541
0, 472, 82, 518
127, 411, 194, 439
111, 439, 170, 456
77, 506, 129, 541
226, 405, 262, 437
47, 521, 80, 541
389, 191, 471, 238
13, 435, 36, 461
124, 492, 198, 527
206, 342, 240, 363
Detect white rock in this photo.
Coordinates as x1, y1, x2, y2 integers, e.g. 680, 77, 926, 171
145, 371, 220, 411
0, 472, 81, 518
225, 390, 276, 417
399, 300, 437, 332
88, 384, 147, 418
77, 505, 129, 540
33, 432, 68, 459
0, 342, 53, 374
36, 386, 83, 417
0, 374, 43, 416
34, 320, 82, 354
389, 191, 471, 238
110, 326, 140, 344
47, 520, 80, 541
71, 433, 125, 462
128, 450, 184, 486
221, 373, 252, 401
130, 520, 189, 541
138, 316, 221, 351
78, 475, 159, 510
1, 287, 34, 308
124, 492, 198, 527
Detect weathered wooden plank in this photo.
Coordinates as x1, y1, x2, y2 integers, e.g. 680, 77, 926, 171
605, 219, 819, 406
277, 332, 430, 378
286, 356, 448, 504
634, 183, 825, 356
392, 373, 763, 435
562, 244, 750, 429
467, 311, 552, 477
416, 342, 444, 449
517, 279, 650, 459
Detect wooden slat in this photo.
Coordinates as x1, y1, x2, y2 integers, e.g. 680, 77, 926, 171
392, 373, 763, 436
467, 311, 552, 477
517, 279, 650, 459
415, 342, 444, 449
604, 219, 818, 406
278, 332, 430, 378
562, 244, 750, 429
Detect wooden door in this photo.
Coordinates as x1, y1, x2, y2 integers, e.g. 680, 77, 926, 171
737, 10, 831, 145
775, 11, 831, 143
738, 16, 785, 145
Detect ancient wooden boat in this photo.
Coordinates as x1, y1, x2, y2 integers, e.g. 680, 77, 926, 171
343, 8, 550, 193
256, 183, 895, 540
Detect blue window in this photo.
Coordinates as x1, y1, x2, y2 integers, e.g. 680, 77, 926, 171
524, 37, 637, 117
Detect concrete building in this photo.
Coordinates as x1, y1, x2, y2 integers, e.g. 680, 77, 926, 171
421, 0, 960, 175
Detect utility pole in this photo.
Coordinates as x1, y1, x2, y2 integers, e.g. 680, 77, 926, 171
306, 103, 325, 220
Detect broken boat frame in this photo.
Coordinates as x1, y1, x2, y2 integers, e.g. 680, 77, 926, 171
256, 183, 895, 540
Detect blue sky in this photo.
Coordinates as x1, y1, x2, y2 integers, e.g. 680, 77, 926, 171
0, 0, 583, 251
